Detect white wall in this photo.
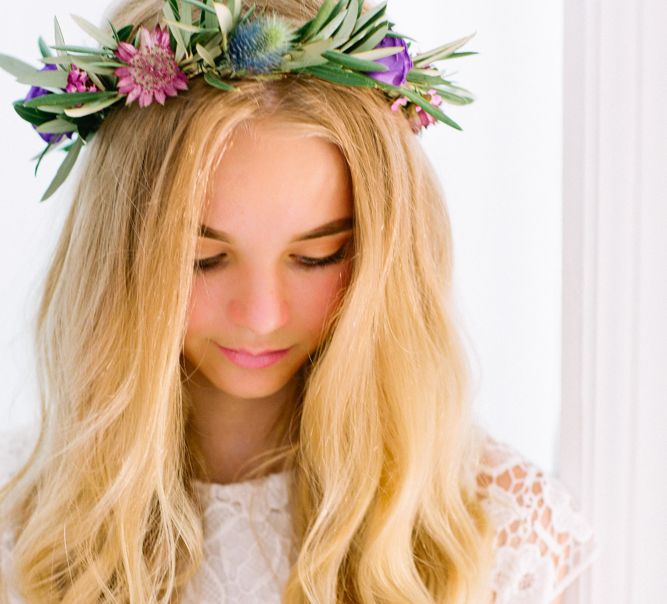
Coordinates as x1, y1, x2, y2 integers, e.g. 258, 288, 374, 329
0, 1, 564, 473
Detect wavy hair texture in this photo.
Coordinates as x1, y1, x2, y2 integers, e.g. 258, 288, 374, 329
0, 0, 495, 602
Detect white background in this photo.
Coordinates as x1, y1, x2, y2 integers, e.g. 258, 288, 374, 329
0, 0, 564, 476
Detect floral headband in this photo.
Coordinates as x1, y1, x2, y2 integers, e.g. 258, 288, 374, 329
0, 0, 477, 201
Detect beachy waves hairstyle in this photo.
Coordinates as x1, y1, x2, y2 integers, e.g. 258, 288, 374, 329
0, 0, 495, 602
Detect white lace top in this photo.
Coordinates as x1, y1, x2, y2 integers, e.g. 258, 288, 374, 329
0, 424, 599, 603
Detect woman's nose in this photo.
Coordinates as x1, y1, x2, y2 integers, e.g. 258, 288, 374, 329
228, 270, 290, 336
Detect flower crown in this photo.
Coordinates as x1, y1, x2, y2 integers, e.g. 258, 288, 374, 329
0, 0, 477, 201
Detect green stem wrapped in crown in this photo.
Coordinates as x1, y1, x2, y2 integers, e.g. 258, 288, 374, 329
0, 0, 477, 202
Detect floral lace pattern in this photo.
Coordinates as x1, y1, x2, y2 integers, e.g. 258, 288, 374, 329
0, 424, 598, 603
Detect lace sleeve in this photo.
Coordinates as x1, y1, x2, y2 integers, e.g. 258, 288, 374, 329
476, 433, 600, 604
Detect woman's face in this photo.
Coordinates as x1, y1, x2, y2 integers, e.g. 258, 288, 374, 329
182, 118, 354, 400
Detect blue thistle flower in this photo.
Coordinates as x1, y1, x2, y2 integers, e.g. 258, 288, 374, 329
227, 15, 293, 74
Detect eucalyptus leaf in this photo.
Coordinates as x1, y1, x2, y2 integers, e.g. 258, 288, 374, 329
322, 50, 387, 72
181, 0, 193, 46
0, 53, 40, 79
40, 135, 84, 202
35, 118, 77, 134
70, 14, 118, 49
204, 71, 236, 90
229, 0, 242, 23
16, 70, 69, 88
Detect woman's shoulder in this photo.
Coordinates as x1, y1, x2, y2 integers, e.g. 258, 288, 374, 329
474, 427, 600, 603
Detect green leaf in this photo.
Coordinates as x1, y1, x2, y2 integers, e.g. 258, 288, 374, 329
331, 0, 358, 48
116, 25, 134, 42
64, 93, 121, 117
34, 140, 55, 176
24, 90, 118, 109
312, 5, 348, 42
181, 0, 193, 46
412, 33, 476, 68
163, 2, 188, 60
168, 0, 181, 20
196, 43, 218, 67
38, 37, 53, 58
0, 53, 40, 79
40, 135, 84, 202
54, 17, 66, 57
295, 0, 337, 43
16, 69, 69, 88
281, 38, 332, 70
398, 86, 462, 130
301, 63, 378, 88
164, 19, 202, 34
213, 2, 234, 35
70, 14, 118, 49
13, 102, 54, 126
49, 44, 108, 54
181, 0, 216, 15
350, 1, 387, 37
204, 71, 236, 90
349, 22, 388, 53
322, 49, 387, 72
351, 46, 403, 61
35, 118, 77, 134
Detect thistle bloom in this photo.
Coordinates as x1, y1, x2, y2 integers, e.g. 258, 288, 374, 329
114, 24, 188, 108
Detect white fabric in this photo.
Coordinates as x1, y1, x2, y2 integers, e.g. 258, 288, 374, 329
0, 424, 598, 603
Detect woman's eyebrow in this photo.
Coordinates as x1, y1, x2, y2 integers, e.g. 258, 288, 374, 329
199, 217, 354, 243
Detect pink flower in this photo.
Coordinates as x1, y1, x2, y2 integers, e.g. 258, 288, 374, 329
409, 89, 444, 133
66, 65, 98, 93
114, 24, 189, 108
391, 96, 409, 112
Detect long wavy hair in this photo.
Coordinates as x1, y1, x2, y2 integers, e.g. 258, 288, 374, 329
0, 0, 495, 602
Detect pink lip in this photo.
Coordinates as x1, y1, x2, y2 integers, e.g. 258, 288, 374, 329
217, 345, 290, 369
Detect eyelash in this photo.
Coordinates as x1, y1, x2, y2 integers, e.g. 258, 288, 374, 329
195, 242, 350, 273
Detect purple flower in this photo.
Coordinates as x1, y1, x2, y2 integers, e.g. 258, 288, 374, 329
24, 63, 73, 145
367, 35, 413, 87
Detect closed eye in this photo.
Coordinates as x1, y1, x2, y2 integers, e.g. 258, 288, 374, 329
195, 241, 351, 272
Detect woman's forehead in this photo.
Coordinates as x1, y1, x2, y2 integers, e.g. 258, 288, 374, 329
203, 120, 353, 236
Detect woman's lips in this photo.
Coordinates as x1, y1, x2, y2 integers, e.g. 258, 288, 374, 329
217, 345, 290, 369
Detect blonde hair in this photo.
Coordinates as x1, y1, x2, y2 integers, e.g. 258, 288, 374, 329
0, 0, 495, 602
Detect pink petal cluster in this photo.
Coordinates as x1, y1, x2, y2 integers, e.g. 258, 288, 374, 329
66, 65, 98, 93
390, 89, 444, 134
114, 24, 189, 108
411, 88, 444, 131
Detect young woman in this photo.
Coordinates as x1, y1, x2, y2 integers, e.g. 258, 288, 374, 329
0, 0, 598, 602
